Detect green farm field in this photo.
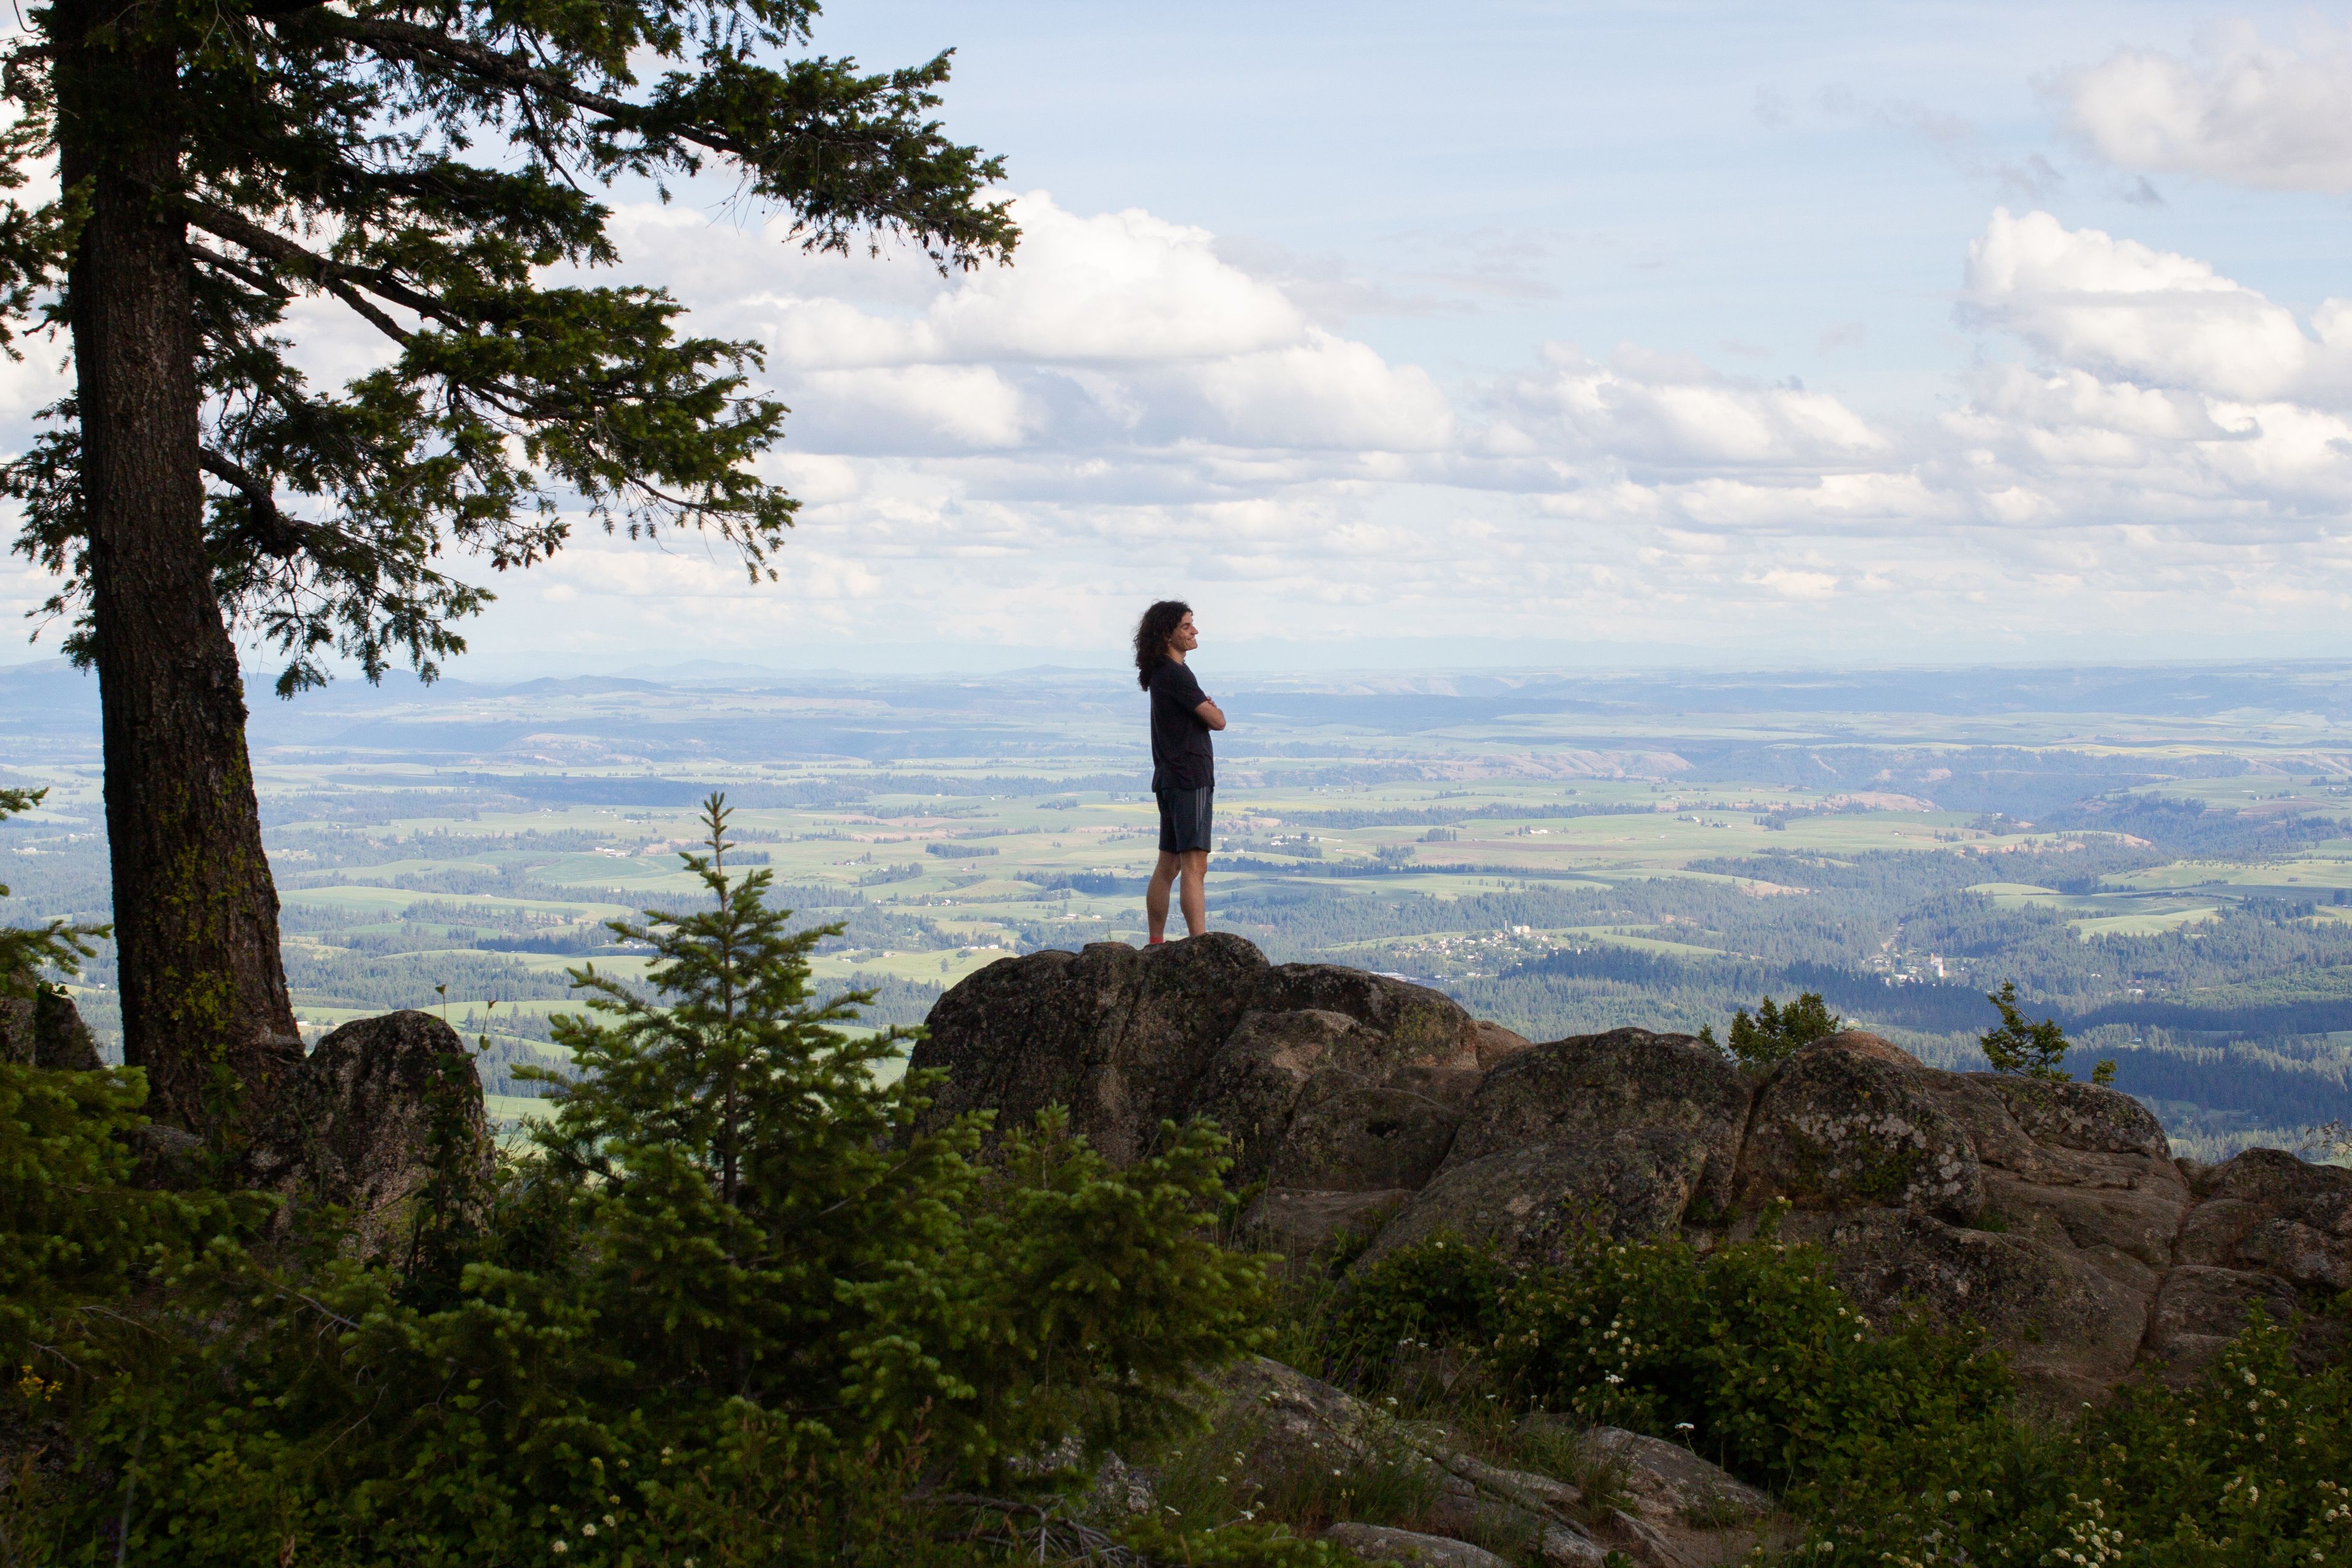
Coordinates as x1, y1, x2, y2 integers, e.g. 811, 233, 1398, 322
7, 657, 2352, 1158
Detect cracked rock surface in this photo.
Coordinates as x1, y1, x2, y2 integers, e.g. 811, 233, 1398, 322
922, 934, 2352, 1401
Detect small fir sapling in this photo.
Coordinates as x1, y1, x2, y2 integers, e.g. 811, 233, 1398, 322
1978, 981, 2116, 1085
524, 791, 1275, 1479
527, 790, 918, 1208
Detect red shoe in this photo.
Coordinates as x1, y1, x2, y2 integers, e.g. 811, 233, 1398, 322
1147, 937, 1166, 946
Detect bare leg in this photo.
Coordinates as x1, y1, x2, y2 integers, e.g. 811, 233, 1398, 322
1178, 849, 1209, 936
1146, 850, 1181, 941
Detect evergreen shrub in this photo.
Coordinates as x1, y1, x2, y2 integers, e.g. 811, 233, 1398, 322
1706, 991, 1842, 1071
3, 796, 1280, 1566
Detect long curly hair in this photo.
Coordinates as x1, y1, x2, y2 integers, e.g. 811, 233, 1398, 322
1133, 600, 1192, 689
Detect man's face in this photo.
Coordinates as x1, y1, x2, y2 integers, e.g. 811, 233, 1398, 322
1170, 612, 1199, 654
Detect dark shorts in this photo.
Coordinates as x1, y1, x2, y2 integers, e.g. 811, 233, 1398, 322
1156, 786, 1214, 854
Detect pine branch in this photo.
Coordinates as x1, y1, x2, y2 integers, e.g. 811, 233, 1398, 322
198, 447, 375, 567
187, 240, 293, 302
178, 197, 449, 334
319, 18, 734, 153
198, 447, 301, 557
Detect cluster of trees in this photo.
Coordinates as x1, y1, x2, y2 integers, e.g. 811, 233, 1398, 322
1693, 983, 2111, 1084
2, 798, 1289, 1562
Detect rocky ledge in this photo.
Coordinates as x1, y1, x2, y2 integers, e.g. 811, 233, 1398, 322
911, 933, 2352, 1405
1213, 1357, 1789, 1568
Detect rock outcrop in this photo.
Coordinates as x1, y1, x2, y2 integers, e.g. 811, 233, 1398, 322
0, 980, 103, 1071
243, 1009, 494, 1251
924, 935, 2352, 1401
911, 935, 1528, 1170
1212, 1357, 1780, 1568
1324, 1523, 1512, 1568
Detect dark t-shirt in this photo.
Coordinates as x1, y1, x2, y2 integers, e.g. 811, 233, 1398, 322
1147, 657, 1215, 791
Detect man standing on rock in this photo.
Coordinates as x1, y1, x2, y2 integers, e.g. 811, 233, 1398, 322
1136, 600, 1226, 943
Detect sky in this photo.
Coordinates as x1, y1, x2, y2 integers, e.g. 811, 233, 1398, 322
9, 1, 2352, 677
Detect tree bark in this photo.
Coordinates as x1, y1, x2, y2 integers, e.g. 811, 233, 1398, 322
55, 1, 301, 1137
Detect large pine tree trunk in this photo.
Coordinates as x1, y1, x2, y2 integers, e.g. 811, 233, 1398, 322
55, 6, 301, 1136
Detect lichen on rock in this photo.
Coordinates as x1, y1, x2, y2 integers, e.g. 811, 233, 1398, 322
1738, 1038, 1985, 1223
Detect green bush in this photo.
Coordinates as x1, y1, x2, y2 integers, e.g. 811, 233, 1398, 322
1311, 1222, 2012, 1492
1491, 1223, 2011, 1490
1801, 1309, 2352, 1568
2, 781, 220, 1385
5, 796, 1276, 1566
0, 1062, 236, 1381
1705, 990, 1842, 1071
1318, 1232, 1513, 1385
1306, 1231, 2352, 1568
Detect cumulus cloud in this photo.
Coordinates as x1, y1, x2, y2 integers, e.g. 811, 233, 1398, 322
638, 192, 1456, 459
1489, 345, 1888, 472
2058, 21, 2352, 191
371, 201, 2352, 660
10, 186, 2352, 672
1935, 213, 2352, 540
1961, 209, 2352, 405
